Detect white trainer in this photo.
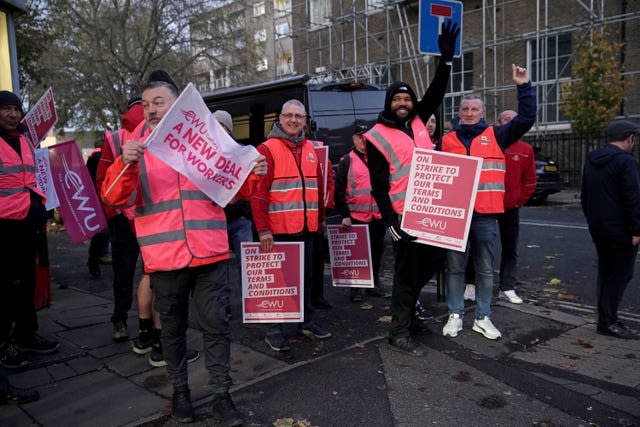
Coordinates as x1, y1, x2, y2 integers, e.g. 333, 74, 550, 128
472, 316, 502, 340
463, 284, 476, 301
442, 313, 463, 337
499, 290, 523, 304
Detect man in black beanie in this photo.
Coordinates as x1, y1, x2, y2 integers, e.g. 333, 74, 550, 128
365, 21, 459, 356
0, 90, 60, 370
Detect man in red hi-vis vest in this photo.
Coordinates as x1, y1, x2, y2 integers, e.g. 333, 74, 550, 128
0, 91, 60, 371
251, 99, 332, 353
440, 65, 536, 342
102, 70, 266, 425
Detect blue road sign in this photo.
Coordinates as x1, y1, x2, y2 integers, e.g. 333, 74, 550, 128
418, 0, 463, 57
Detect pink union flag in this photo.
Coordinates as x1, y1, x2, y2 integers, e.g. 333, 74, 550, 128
146, 83, 261, 207
48, 140, 107, 244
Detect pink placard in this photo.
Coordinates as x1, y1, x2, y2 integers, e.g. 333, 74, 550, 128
48, 140, 107, 244
401, 148, 481, 251
21, 88, 58, 148
240, 242, 304, 323
313, 145, 329, 206
327, 224, 374, 287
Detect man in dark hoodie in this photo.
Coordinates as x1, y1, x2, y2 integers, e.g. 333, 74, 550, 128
251, 99, 332, 352
440, 65, 535, 341
365, 21, 459, 357
581, 119, 640, 340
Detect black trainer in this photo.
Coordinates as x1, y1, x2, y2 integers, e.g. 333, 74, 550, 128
148, 342, 201, 368
15, 335, 60, 354
597, 322, 640, 340
0, 385, 40, 405
211, 393, 244, 427
0, 343, 30, 369
132, 330, 155, 355
172, 387, 194, 423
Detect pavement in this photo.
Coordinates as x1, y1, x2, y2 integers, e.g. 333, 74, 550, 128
2, 190, 640, 427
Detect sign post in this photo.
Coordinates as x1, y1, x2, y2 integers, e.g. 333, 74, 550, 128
418, 0, 463, 57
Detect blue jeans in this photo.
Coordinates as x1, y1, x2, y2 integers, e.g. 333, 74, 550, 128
445, 214, 498, 319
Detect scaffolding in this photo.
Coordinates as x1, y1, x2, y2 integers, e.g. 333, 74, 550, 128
286, 0, 640, 129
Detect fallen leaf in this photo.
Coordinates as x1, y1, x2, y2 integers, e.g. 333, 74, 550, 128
547, 278, 562, 286
542, 301, 555, 309
377, 315, 392, 323
273, 418, 295, 427
332, 390, 338, 396
354, 342, 365, 349
376, 384, 387, 391
360, 303, 373, 310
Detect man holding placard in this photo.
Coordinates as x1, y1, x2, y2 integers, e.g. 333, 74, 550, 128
440, 65, 535, 341
365, 22, 459, 357
102, 70, 266, 425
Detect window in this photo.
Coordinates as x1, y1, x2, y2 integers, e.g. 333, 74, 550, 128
255, 29, 267, 43
528, 32, 572, 124
256, 57, 269, 72
212, 69, 228, 90
443, 52, 474, 123
234, 36, 246, 49
276, 52, 293, 76
310, 0, 331, 26
274, 0, 292, 18
275, 22, 290, 39
253, 2, 266, 17
367, 0, 386, 10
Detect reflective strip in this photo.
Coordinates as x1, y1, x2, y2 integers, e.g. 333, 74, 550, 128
0, 187, 29, 196
271, 180, 318, 191
269, 201, 319, 212
348, 204, 376, 212
482, 161, 506, 171
478, 182, 505, 191
348, 188, 371, 196
0, 165, 28, 174
136, 199, 181, 215
390, 191, 406, 202
184, 219, 227, 230
138, 230, 184, 247
367, 128, 411, 180
139, 155, 154, 207
181, 190, 210, 200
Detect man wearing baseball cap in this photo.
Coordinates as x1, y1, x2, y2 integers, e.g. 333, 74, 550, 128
581, 119, 640, 339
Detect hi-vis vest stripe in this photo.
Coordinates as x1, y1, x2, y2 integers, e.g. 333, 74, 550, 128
345, 151, 381, 222
365, 117, 433, 214
441, 126, 506, 214
131, 123, 228, 272
0, 135, 45, 220
263, 137, 319, 234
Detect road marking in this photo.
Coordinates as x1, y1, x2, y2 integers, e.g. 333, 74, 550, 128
521, 221, 588, 230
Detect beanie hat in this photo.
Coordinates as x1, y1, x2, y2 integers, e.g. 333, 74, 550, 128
213, 110, 233, 133
604, 119, 640, 142
384, 82, 418, 113
147, 70, 179, 93
127, 96, 142, 109
0, 90, 23, 114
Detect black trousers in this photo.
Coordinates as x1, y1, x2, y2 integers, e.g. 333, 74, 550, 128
310, 230, 326, 302
108, 214, 139, 323
151, 262, 232, 392
0, 219, 39, 343
497, 208, 519, 292
390, 239, 445, 338
594, 239, 638, 328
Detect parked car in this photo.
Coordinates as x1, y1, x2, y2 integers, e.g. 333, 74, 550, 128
530, 148, 562, 203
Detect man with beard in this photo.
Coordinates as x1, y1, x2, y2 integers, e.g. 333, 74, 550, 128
365, 21, 459, 356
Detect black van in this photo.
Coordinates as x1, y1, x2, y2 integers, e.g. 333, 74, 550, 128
202, 75, 386, 164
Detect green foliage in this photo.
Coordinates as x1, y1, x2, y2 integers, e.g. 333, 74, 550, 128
560, 28, 630, 136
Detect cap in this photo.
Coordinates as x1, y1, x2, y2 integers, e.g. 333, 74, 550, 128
604, 119, 640, 141
213, 110, 233, 133
147, 70, 179, 93
354, 123, 369, 135
0, 90, 23, 113
127, 96, 142, 109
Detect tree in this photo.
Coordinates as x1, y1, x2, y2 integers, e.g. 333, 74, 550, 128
15, 0, 249, 131
560, 27, 630, 136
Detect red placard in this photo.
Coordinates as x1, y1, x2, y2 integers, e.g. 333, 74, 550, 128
401, 148, 481, 251
21, 88, 58, 148
327, 224, 374, 288
240, 242, 304, 323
